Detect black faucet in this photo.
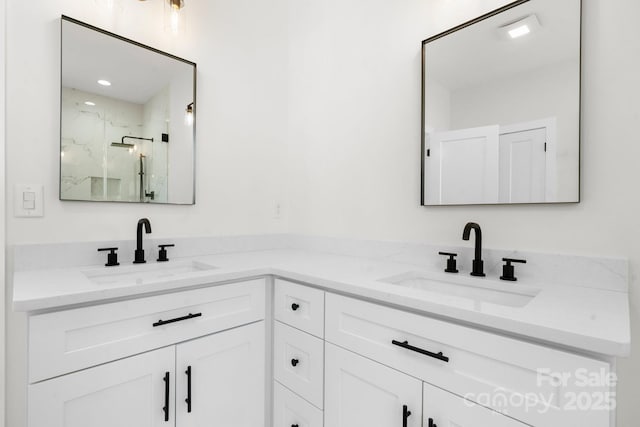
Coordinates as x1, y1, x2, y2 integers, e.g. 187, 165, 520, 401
462, 222, 485, 277
134, 218, 152, 264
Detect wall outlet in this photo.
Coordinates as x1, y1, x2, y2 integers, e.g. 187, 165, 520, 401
14, 184, 44, 217
274, 202, 282, 220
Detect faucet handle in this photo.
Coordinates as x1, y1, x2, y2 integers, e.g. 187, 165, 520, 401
157, 244, 175, 262
500, 257, 527, 281
438, 252, 459, 273
98, 247, 119, 267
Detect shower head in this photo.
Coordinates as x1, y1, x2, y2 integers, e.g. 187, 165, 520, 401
111, 142, 135, 148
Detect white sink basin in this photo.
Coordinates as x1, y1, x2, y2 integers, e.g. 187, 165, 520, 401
380, 271, 539, 308
83, 260, 217, 285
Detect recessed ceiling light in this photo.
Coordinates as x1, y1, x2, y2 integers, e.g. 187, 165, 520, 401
84, 101, 96, 106
97, 79, 112, 86
508, 25, 530, 39
499, 14, 541, 40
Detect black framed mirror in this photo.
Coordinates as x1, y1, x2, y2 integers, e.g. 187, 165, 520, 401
421, 0, 581, 206
60, 16, 197, 204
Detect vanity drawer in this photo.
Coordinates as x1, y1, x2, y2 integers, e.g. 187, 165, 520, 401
29, 279, 266, 383
275, 279, 325, 338
274, 381, 323, 427
274, 321, 324, 409
325, 293, 612, 427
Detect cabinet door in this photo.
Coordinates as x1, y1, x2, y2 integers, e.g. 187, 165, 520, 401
423, 382, 527, 427
325, 343, 422, 427
29, 346, 175, 427
176, 321, 265, 427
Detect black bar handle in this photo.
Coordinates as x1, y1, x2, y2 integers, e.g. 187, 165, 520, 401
291, 425, 299, 427
163, 371, 170, 422
403, 405, 412, 427
153, 312, 202, 327
185, 366, 192, 413
428, 418, 438, 427
392, 340, 449, 363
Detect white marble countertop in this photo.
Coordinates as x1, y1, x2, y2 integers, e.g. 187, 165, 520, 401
12, 248, 630, 357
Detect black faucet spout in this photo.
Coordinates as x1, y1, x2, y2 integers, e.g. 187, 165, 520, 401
462, 222, 485, 277
134, 218, 152, 264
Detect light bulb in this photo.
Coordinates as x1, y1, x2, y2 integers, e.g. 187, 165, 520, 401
170, 8, 180, 34
185, 103, 194, 126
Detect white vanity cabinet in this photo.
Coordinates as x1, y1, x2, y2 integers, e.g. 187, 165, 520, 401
27, 279, 267, 427
175, 321, 265, 427
273, 279, 326, 425
325, 343, 422, 427
325, 293, 614, 427
29, 346, 176, 427
423, 383, 527, 427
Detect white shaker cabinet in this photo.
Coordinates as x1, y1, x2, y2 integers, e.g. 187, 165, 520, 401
176, 321, 265, 427
27, 279, 267, 427
30, 322, 265, 427
29, 346, 175, 427
324, 343, 422, 427
423, 382, 527, 427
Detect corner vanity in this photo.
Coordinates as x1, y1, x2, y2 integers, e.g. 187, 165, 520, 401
12, 237, 630, 427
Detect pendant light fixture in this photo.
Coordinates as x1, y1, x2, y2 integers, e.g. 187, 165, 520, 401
165, 0, 185, 35
185, 102, 194, 126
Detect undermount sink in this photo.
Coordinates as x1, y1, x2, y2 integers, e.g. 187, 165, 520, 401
380, 271, 540, 308
83, 260, 217, 285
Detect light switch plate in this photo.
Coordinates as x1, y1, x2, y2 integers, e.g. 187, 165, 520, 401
14, 184, 44, 217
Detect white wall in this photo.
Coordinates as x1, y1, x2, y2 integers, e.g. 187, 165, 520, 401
285, 0, 640, 425
0, 0, 5, 424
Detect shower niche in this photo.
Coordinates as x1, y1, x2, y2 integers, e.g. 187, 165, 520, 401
59, 16, 196, 204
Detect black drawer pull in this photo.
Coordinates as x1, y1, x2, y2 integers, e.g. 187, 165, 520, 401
291, 303, 300, 311
185, 366, 192, 413
153, 312, 202, 327
291, 425, 299, 427
428, 418, 438, 427
163, 371, 170, 422
291, 358, 299, 367
391, 340, 449, 363
402, 405, 412, 427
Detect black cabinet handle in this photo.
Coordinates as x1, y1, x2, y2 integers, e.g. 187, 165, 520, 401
153, 312, 202, 327
291, 303, 300, 311
163, 371, 170, 422
392, 340, 449, 363
428, 418, 438, 427
185, 366, 192, 413
291, 425, 299, 427
403, 405, 412, 427
291, 358, 299, 367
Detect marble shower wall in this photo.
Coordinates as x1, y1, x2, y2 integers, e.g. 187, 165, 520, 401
60, 87, 170, 202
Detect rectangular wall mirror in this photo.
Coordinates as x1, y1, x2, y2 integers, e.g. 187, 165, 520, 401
421, 0, 581, 206
60, 16, 196, 204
